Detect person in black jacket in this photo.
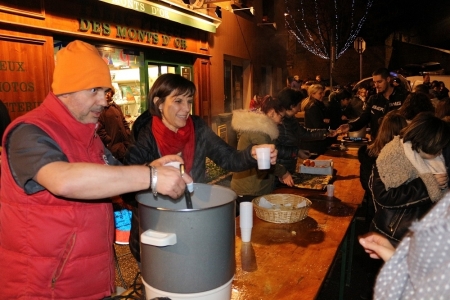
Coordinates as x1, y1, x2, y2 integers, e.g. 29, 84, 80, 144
328, 88, 358, 130
302, 84, 331, 154
350, 85, 369, 117
358, 111, 407, 222
369, 113, 450, 247
97, 90, 131, 163
275, 87, 335, 174
357, 111, 408, 299
348, 68, 408, 139
122, 73, 278, 263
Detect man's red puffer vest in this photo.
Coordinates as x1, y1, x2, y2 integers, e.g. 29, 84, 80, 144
0, 93, 115, 299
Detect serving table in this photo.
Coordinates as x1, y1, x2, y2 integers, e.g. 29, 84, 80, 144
231, 148, 365, 300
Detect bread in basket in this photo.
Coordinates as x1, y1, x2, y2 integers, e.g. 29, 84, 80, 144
252, 194, 312, 224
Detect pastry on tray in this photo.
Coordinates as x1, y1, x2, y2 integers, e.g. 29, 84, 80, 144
291, 173, 333, 190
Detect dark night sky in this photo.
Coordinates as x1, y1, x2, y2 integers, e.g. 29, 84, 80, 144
359, 0, 450, 48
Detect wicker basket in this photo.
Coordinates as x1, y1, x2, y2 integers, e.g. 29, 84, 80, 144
252, 194, 312, 224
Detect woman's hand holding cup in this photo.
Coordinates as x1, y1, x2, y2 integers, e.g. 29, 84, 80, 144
251, 144, 278, 168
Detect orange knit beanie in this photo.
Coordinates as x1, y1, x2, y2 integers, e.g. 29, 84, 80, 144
52, 40, 113, 95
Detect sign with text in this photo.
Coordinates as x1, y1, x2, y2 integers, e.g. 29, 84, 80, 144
79, 19, 188, 50
99, 0, 220, 33
0, 37, 50, 121
354, 37, 366, 54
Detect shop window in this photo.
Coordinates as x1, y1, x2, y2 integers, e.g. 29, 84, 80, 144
97, 46, 145, 122
147, 63, 192, 114
147, 64, 177, 91
223, 59, 243, 113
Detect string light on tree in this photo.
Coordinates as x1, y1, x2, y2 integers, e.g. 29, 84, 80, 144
284, 0, 373, 60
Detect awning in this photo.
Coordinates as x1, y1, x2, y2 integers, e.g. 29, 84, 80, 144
99, 0, 221, 33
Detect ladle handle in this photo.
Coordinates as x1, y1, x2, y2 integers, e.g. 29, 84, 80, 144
184, 187, 193, 209
180, 164, 193, 209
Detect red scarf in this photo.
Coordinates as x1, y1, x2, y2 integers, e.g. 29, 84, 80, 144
152, 116, 195, 175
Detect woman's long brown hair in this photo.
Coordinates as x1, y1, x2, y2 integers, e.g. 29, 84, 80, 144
367, 110, 407, 157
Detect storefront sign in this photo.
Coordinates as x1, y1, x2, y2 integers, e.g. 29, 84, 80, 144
0, 37, 52, 121
99, 0, 220, 33
0, 60, 41, 112
79, 19, 188, 50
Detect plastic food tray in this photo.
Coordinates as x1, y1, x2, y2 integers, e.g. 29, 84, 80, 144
299, 159, 333, 175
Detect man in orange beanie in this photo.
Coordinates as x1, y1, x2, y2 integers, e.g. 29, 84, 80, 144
0, 40, 193, 299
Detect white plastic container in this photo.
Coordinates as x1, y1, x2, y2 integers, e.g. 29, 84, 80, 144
299, 159, 333, 175
143, 277, 233, 300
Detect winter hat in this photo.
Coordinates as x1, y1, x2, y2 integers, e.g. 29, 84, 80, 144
52, 40, 113, 95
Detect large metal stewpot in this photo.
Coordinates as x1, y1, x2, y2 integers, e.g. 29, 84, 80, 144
136, 183, 237, 296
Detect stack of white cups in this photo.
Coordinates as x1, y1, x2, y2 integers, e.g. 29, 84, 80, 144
239, 202, 253, 243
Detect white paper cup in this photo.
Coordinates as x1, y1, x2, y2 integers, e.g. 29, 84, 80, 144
239, 202, 253, 228
164, 161, 181, 169
164, 162, 194, 192
255, 147, 271, 170
186, 182, 194, 193
241, 227, 252, 243
326, 184, 335, 197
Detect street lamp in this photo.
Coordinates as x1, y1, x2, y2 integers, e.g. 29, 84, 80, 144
232, 7, 255, 15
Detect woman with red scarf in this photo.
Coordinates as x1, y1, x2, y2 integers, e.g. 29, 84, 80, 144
123, 73, 277, 263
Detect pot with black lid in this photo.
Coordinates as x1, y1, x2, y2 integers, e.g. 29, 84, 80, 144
137, 183, 237, 300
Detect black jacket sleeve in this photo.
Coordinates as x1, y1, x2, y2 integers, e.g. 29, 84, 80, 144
357, 145, 374, 192
328, 101, 343, 130
305, 103, 327, 129
276, 143, 298, 161
196, 117, 256, 172
348, 95, 373, 131
369, 165, 432, 209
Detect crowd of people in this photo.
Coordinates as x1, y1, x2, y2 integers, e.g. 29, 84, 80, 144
1, 39, 450, 299
282, 68, 450, 299
348, 70, 450, 298
234, 68, 450, 299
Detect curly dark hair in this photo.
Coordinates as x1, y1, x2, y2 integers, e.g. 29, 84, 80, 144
398, 92, 434, 120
